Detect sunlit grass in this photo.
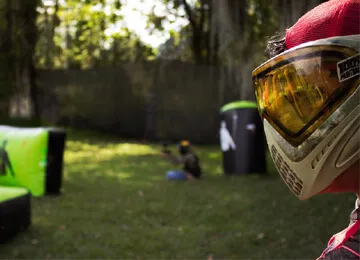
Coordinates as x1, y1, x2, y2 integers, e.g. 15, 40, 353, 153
0, 130, 356, 259
65, 141, 158, 163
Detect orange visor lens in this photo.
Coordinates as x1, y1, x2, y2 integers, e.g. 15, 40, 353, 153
253, 45, 359, 146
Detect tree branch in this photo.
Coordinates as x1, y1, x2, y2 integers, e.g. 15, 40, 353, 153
199, 0, 206, 30
181, 0, 196, 28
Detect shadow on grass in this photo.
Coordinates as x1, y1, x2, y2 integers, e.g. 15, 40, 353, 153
0, 132, 357, 259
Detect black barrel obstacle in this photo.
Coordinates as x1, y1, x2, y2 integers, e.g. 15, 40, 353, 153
219, 101, 267, 175
0, 186, 31, 243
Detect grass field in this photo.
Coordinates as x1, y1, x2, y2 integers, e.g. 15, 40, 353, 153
0, 129, 356, 259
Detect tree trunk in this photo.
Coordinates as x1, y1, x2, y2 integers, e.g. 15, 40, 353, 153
45, 0, 59, 69
6, 0, 39, 119
99, 0, 107, 65
23, 0, 40, 119
181, 0, 209, 65
65, 23, 71, 69
191, 27, 204, 64
0, 0, 14, 117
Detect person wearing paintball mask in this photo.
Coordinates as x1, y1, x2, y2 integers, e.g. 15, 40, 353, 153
161, 140, 202, 181
252, 0, 359, 258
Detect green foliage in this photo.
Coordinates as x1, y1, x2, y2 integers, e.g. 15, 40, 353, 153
146, 0, 280, 65
147, 0, 213, 64
0, 130, 355, 258
0, 0, 330, 114
35, 0, 156, 69
31, 0, 317, 68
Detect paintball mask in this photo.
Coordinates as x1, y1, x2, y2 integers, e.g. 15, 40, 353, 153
178, 140, 190, 155
252, 35, 360, 199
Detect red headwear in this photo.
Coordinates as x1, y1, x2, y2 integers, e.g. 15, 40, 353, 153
285, 0, 360, 49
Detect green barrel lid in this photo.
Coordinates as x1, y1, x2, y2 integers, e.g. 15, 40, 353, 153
220, 100, 258, 113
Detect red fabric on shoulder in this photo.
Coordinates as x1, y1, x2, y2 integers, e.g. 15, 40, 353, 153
317, 219, 360, 259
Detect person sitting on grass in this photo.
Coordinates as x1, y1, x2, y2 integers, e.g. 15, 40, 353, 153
161, 140, 202, 181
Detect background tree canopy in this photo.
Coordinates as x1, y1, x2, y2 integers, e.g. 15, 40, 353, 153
0, 0, 327, 121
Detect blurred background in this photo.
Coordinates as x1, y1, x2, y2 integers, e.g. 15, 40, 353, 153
1, 1, 357, 259
0, 0, 327, 144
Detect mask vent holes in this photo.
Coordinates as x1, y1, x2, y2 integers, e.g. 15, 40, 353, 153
311, 134, 338, 169
271, 145, 303, 196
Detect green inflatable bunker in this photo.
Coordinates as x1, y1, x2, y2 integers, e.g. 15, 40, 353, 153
0, 186, 31, 243
0, 126, 66, 196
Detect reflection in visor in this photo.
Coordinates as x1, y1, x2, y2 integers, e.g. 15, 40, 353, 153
253, 46, 359, 146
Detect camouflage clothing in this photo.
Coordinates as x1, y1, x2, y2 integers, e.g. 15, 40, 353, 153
167, 152, 202, 179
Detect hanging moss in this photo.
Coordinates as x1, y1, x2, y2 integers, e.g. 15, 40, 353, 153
210, 0, 327, 102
